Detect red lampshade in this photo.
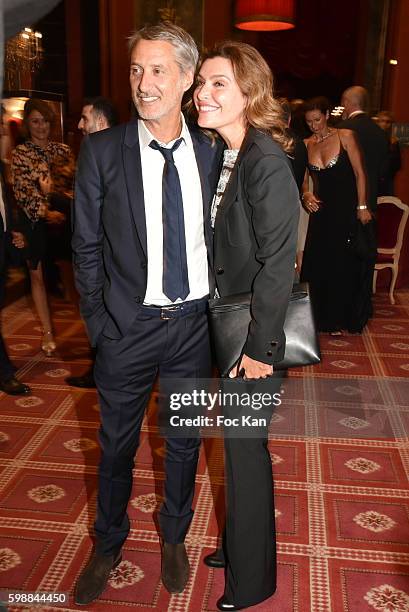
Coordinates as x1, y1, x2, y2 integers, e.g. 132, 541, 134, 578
235, 0, 295, 31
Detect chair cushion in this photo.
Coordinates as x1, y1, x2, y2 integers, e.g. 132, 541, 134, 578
376, 252, 394, 263
377, 203, 403, 249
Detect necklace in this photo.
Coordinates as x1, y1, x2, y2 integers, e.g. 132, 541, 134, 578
314, 129, 333, 143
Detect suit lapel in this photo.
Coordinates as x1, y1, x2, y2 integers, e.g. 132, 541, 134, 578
190, 128, 222, 217
122, 121, 147, 258
214, 127, 255, 227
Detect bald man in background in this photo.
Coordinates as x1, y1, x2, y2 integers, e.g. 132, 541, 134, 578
337, 85, 389, 330
338, 86, 389, 213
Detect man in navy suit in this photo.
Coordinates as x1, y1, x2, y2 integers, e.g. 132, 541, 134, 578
73, 23, 221, 605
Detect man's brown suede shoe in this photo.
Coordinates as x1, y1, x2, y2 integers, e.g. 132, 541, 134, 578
74, 550, 122, 605
161, 542, 189, 593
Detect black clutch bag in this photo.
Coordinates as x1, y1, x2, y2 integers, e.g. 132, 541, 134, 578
347, 219, 377, 261
208, 282, 321, 376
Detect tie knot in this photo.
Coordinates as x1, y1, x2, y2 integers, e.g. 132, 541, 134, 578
149, 138, 183, 163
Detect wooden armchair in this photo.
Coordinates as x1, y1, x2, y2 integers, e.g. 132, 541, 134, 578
373, 196, 409, 304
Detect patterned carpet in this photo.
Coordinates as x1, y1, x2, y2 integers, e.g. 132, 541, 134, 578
0, 289, 409, 611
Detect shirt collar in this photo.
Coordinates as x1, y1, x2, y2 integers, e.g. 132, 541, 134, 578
138, 114, 188, 150
348, 110, 366, 119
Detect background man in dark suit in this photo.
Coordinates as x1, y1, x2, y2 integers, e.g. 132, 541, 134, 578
72, 23, 221, 605
65, 97, 118, 390
338, 85, 389, 327
338, 86, 389, 213
77, 96, 119, 137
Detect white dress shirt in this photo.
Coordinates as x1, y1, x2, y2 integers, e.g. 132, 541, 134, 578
138, 116, 209, 305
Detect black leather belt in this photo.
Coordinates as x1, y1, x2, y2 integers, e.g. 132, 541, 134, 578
141, 297, 208, 320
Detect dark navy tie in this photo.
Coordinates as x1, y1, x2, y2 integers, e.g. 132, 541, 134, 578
149, 138, 190, 302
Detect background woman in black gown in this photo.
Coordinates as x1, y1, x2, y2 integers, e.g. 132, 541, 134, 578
300, 97, 372, 334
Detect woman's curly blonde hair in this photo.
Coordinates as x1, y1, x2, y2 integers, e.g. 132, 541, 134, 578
189, 40, 293, 154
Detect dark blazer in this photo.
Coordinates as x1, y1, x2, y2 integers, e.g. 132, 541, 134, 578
213, 127, 299, 364
0, 199, 9, 277
337, 113, 389, 211
0, 173, 22, 306
288, 131, 308, 192
0, 171, 17, 276
72, 119, 222, 346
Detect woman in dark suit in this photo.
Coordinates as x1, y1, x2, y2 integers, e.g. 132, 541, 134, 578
193, 41, 299, 610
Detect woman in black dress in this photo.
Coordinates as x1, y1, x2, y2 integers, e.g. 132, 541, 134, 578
300, 97, 371, 334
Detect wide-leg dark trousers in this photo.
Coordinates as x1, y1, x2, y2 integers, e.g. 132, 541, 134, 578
223, 436, 276, 607
222, 376, 282, 607
93, 307, 210, 556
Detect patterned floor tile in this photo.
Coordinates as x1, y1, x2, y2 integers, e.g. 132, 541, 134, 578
320, 405, 395, 439
0, 530, 68, 590
32, 426, 100, 465
373, 305, 409, 319
309, 354, 376, 377
0, 423, 43, 458
268, 441, 307, 481
371, 335, 409, 356
275, 490, 309, 541
319, 334, 368, 353
322, 445, 408, 487
329, 560, 409, 612
378, 355, 409, 377
326, 495, 409, 549
0, 291, 408, 610
0, 388, 68, 418
367, 318, 409, 335
0, 470, 97, 521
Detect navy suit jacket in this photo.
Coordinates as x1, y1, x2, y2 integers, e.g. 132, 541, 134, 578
72, 120, 222, 346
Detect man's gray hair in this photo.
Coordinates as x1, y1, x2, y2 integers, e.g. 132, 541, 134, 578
128, 22, 199, 74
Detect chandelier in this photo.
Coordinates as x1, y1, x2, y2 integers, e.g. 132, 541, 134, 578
4, 27, 44, 90
158, 1, 177, 23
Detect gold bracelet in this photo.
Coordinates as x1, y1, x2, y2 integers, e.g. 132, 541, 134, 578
357, 205, 367, 210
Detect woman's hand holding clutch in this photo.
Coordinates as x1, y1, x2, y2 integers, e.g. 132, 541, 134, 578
229, 354, 273, 380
